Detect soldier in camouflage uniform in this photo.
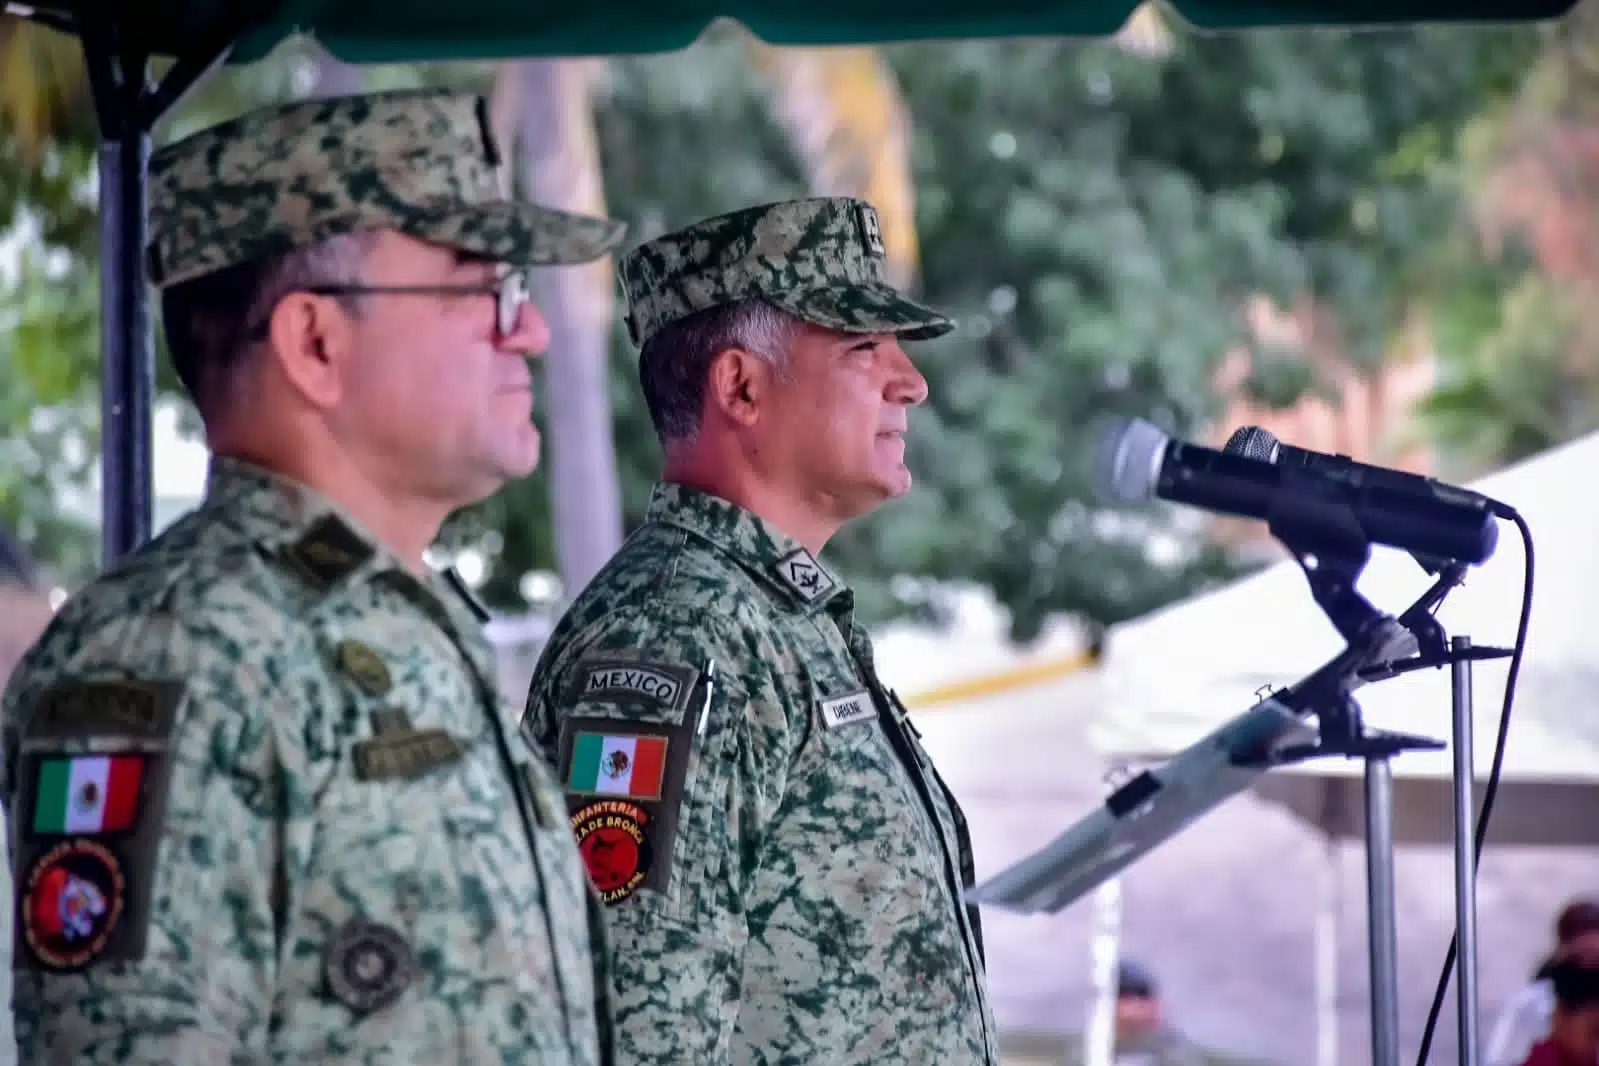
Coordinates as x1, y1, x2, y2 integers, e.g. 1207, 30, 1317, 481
1058, 961, 1266, 1066
0, 571, 49, 1066
2, 88, 627, 1065
521, 197, 1001, 1066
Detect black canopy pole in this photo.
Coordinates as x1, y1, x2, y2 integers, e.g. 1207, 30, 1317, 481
81, 20, 155, 566
97, 126, 154, 566
70, 6, 266, 567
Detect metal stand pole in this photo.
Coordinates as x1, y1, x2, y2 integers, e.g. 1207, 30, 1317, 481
1365, 755, 1401, 1066
1452, 635, 1481, 1066
1252, 544, 1502, 1066
1299, 692, 1439, 1066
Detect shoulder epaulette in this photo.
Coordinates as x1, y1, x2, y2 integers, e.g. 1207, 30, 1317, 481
278, 514, 374, 593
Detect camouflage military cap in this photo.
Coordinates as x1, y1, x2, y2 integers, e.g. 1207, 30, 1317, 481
146, 88, 627, 288
617, 197, 954, 347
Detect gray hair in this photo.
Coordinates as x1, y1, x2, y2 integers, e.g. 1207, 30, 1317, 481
161, 231, 377, 416
244, 232, 376, 335
637, 298, 800, 443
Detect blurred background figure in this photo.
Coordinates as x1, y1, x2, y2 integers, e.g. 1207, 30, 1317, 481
1488, 899, 1599, 1066
1052, 960, 1275, 1066
0, 522, 51, 683
1109, 960, 1203, 1066
0, 524, 37, 586
1515, 957, 1599, 1066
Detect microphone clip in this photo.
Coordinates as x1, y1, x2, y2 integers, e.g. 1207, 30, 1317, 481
1265, 521, 1506, 768
1266, 479, 1485, 675
1268, 494, 1470, 720
1267, 479, 1386, 651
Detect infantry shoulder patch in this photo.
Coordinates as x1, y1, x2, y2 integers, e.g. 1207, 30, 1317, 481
571, 658, 699, 715
571, 800, 654, 904
556, 715, 697, 907
14, 678, 183, 971
21, 837, 127, 970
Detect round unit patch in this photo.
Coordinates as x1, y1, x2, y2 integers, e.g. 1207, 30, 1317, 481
572, 801, 653, 904
324, 920, 415, 1013
22, 837, 126, 970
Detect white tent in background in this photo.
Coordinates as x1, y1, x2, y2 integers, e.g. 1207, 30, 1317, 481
1094, 431, 1599, 1066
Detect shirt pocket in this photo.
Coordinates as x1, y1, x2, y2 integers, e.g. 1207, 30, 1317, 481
786, 685, 947, 917
295, 628, 525, 976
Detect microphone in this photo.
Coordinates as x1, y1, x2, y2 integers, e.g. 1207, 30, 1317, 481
1094, 418, 1503, 565
1222, 426, 1488, 503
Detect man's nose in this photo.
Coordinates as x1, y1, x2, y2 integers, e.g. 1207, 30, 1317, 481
886, 342, 929, 406
503, 297, 552, 356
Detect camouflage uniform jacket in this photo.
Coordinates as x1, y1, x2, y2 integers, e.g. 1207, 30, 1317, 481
0, 787, 12, 1065
522, 482, 1000, 1066
3, 458, 614, 1066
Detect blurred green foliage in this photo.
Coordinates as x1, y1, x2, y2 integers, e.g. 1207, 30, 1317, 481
0, 17, 1564, 640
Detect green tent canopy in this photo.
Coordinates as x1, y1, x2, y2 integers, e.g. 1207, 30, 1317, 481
2, 0, 1582, 567
217, 0, 1580, 60
14, 0, 1581, 61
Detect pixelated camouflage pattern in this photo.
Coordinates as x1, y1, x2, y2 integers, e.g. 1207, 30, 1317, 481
0, 582, 48, 1066
0, 790, 11, 1066
617, 197, 954, 347
147, 88, 627, 288
3, 458, 614, 1066
522, 482, 999, 1066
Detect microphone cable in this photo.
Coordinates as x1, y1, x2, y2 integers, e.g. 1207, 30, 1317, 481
1413, 504, 1535, 1066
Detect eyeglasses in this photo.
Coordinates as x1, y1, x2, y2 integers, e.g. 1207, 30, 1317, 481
300, 267, 533, 339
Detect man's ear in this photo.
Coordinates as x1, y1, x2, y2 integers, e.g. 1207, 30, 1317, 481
265, 292, 355, 411
705, 346, 776, 429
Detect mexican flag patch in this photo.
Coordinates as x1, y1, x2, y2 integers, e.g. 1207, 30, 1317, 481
33, 755, 143, 834
567, 733, 669, 801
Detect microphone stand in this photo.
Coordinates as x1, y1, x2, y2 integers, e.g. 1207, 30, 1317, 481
1253, 487, 1512, 1066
